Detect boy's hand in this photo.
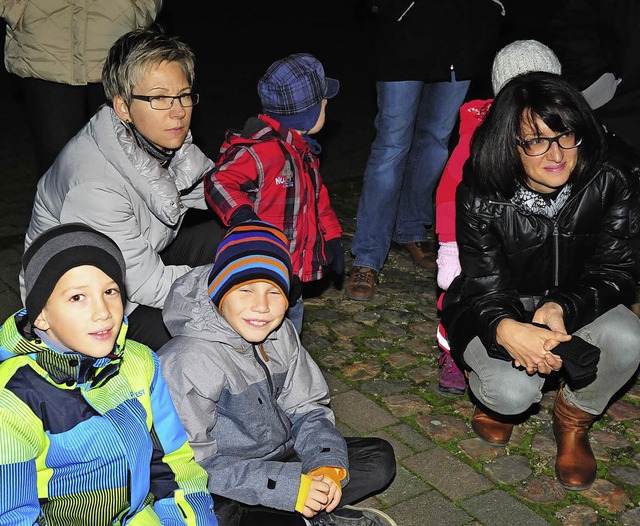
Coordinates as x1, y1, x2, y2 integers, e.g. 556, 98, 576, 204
302, 474, 342, 517
229, 205, 259, 227
324, 238, 345, 274
321, 476, 342, 513
302, 474, 331, 518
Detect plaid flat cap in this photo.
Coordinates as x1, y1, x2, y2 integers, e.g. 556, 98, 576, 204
257, 53, 339, 131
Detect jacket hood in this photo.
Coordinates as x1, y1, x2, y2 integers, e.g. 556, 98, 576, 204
222, 114, 310, 156
163, 265, 271, 349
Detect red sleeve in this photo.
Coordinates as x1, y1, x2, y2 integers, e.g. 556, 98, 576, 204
435, 99, 492, 243
204, 148, 259, 226
435, 135, 471, 243
317, 178, 342, 241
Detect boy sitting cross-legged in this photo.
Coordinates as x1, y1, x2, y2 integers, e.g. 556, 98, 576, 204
158, 220, 397, 526
0, 223, 218, 525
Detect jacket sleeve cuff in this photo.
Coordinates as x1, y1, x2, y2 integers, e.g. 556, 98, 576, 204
308, 466, 348, 488
295, 474, 313, 513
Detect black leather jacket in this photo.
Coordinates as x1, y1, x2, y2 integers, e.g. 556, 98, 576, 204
442, 161, 639, 367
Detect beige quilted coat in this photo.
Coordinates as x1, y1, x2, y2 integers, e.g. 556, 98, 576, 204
1, 0, 162, 84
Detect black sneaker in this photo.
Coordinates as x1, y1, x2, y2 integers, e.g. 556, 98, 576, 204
309, 505, 397, 526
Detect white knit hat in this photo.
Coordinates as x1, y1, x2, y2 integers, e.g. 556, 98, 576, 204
491, 40, 562, 95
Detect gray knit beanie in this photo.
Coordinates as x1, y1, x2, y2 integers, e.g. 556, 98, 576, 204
491, 40, 562, 95
23, 223, 126, 320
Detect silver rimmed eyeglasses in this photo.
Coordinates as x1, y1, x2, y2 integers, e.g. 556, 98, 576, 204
131, 93, 200, 110
516, 131, 582, 156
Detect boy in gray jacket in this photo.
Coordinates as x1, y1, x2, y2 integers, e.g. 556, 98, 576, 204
158, 221, 396, 526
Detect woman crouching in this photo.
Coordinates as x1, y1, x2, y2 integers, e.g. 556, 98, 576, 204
442, 71, 640, 490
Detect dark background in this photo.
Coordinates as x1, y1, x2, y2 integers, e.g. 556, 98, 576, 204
1, 1, 556, 189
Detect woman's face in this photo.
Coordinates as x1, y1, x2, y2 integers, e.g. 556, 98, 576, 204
517, 113, 578, 194
113, 60, 193, 150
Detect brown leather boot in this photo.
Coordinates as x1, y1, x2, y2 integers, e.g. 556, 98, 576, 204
552, 388, 597, 490
471, 406, 514, 446
345, 266, 377, 301
399, 242, 437, 270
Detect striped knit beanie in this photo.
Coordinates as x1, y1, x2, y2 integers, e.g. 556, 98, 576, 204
207, 221, 292, 309
23, 223, 126, 319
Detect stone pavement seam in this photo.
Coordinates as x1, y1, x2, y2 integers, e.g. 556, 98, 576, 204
302, 209, 640, 526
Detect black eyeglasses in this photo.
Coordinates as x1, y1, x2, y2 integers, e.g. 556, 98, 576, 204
131, 93, 200, 110
516, 131, 582, 156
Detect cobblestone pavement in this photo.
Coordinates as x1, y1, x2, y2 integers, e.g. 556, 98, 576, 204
289, 175, 640, 526
1, 38, 640, 526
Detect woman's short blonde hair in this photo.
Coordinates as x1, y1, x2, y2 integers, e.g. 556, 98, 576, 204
102, 28, 195, 106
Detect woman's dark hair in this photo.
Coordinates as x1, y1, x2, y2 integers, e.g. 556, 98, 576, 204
469, 71, 607, 197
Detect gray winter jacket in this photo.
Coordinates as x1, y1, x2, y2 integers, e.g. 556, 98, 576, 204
22, 106, 213, 314
157, 265, 349, 512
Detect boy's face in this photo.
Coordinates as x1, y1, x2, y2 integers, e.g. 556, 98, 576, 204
34, 265, 124, 358
220, 281, 288, 343
307, 99, 327, 135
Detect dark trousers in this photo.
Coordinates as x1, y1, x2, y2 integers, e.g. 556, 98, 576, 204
20, 76, 105, 175
127, 211, 224, 350
212, 437, 396, 526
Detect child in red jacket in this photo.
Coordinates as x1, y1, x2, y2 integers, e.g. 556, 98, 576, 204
204, 53, 343, 334
435, 40, 562, 394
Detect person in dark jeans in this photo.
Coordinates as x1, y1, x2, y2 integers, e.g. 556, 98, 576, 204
345, 0, 505, 301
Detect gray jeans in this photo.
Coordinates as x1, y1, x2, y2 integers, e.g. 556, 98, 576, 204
464, 305, 640, 416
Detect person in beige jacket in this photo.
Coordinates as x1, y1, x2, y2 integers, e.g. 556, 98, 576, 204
1, 0, 162, 174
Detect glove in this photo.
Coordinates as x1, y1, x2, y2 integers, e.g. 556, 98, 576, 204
552, 337, 600, 385
532, 323, 600, 386
323, 238, 345, 275
581, 72, 621, 110
436, 242, 461, 290
229, 205, 259, 227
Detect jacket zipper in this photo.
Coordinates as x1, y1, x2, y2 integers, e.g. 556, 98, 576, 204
552, 222, 560, 286
487, 170, 600, 289
252, 344, 290, 434
252, 344, 274, 395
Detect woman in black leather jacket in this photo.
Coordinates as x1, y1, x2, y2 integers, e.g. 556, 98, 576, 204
442, 72, 640, 491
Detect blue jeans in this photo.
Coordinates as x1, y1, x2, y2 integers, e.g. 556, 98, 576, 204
464, 305, 640, 416
286, 296, 304, 335
351, 76, 470, 272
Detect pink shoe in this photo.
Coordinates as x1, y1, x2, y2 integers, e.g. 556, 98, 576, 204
438, 351, 466, 395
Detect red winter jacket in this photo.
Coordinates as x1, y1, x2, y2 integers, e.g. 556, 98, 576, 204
435, 99, 492, 243
204, 115, 342, 282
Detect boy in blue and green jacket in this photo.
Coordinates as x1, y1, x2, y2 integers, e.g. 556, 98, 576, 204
0, 223, 218, 525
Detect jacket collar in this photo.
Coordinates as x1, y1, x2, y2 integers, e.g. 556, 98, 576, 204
88, 107, 210, 226
0, 309, 127, 388
257, 114, 310, 151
